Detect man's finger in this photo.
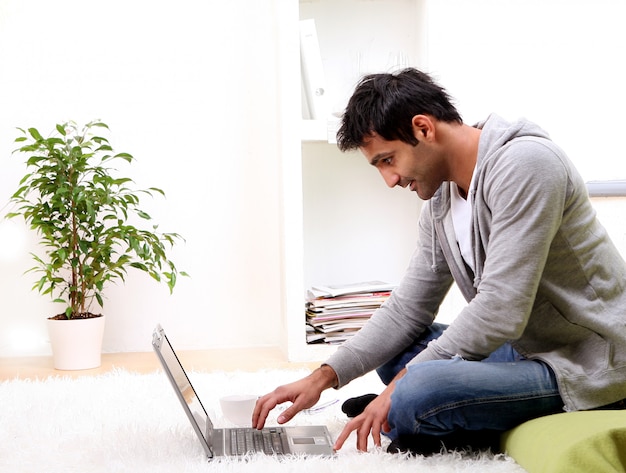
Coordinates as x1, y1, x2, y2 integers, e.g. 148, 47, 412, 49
276, 404, 298, 424
371, 421, 382, 448
333, 418, 358, 451
252, 396, 276, 430
382, 419, 392, 434
357, 420, 373, 452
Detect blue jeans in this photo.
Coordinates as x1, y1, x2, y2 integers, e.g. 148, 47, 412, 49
377, 323, 564, 439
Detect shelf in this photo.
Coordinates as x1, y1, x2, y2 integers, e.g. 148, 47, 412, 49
300, 118, 340, 143
586, 180, 626, 197
300, 119, 327, 142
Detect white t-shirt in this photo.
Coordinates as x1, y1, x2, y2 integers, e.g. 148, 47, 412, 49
450, 172, 476, 273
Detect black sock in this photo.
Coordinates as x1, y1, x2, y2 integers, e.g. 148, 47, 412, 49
341, 394, 378, 418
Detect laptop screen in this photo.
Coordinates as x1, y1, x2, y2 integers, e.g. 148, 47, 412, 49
152, 326, 214, 451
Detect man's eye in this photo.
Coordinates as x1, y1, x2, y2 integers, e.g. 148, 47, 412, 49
382, 157, 392, 165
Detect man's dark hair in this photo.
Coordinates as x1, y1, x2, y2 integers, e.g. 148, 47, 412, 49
336, 68, 463, 152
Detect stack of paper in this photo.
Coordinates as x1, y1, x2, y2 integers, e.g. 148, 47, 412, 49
305, 281, 395, 345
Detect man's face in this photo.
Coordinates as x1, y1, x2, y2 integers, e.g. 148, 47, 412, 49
359, 132, 447, 200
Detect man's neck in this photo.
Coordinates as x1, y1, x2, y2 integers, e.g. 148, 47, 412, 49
448, 124, 481, 197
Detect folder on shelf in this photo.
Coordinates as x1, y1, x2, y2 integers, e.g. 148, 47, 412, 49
299, 18, 329, 120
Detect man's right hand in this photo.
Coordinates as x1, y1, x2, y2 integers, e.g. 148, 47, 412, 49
252, 364, 338, 430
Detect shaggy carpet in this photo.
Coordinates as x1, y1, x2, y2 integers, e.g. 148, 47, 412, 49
0, 368, 527, 472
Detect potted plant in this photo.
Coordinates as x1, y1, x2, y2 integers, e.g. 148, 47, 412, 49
5, 120, 187, 370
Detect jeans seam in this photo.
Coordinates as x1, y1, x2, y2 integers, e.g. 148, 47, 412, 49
418, 390, 561, 420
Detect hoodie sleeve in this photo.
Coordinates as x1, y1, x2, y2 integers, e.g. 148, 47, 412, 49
324, 201, 455, 388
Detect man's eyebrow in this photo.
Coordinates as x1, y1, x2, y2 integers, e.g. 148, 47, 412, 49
369, 153, 390, 167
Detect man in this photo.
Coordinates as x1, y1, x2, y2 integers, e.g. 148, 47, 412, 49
253, 68, 626, 455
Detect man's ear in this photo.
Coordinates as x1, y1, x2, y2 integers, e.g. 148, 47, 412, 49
411, 115, 435, 142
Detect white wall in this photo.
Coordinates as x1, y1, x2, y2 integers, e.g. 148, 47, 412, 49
426, 0, 626, 181
0, 0, 290, 356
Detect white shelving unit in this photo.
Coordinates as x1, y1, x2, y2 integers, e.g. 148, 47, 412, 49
279, 0, 428, 362
300, 119, 329, 143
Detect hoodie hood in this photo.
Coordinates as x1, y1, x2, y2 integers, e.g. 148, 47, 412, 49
474, 114, 552, 184
431, 114, 551, 216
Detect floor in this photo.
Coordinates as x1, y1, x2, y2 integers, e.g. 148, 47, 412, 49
0, 347, 321, 381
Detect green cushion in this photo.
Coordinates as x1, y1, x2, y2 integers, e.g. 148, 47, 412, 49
501, 410, 626, 473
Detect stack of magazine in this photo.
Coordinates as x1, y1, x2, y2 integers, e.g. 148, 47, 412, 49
306, 281, 395, 345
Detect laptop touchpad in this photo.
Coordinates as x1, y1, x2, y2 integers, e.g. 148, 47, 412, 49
292, 437, 327, 445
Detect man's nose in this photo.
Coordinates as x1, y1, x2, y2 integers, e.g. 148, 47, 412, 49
379, 168, 400, 188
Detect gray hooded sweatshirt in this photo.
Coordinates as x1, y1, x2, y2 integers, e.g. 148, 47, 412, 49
325, 114, 626, 411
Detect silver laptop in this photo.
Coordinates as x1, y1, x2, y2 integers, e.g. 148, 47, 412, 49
152, 324, 335, 459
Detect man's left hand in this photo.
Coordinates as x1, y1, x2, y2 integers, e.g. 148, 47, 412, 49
333, 385, 394, 452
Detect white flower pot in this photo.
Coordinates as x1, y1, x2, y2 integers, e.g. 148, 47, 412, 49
47, 315, 106, 370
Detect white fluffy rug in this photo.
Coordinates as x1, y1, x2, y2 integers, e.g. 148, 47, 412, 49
0, 368, 527, 473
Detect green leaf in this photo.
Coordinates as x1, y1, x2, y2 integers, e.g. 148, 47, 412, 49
89, 121, 109, 129
130, 262, 148, 272
167, 271, 176, 292
148, 187, 166, 196
36, 276, 47, 292
114, 152, 133, 163
28, 127, 43, 141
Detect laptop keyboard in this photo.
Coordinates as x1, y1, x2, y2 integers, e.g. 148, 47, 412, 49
230, 428, 286, 455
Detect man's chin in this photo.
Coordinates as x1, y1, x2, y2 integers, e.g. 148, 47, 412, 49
416, 188, 434, 200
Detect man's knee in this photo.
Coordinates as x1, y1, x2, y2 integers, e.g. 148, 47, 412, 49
376, 323, 449, 385
388, 361, 454, 435
393, 363, 446, 405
